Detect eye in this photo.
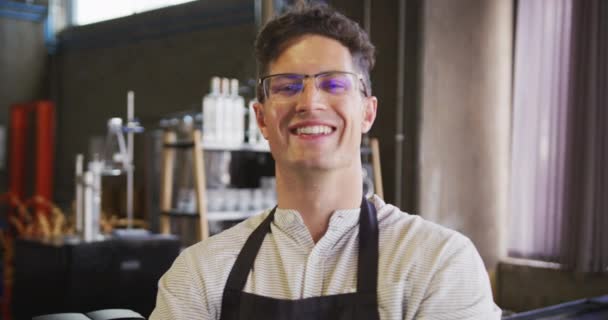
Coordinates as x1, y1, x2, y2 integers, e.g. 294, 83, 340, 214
271, 82, 303, 96
268, 75, 304, 97
319, 75, 352, 94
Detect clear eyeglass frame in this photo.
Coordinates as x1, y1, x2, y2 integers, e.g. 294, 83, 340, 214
259, 71, 369, 102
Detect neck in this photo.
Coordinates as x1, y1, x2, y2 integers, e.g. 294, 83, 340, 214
275, 162, 363, 242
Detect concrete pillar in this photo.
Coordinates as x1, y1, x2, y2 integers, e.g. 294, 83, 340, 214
418, 0, 512, 270
0, 18, 47, 115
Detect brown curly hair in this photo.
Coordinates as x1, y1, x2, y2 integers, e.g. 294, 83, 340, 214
254, 3, 376, 101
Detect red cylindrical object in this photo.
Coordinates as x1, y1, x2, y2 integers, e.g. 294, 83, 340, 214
9, 101, 55, 216
35, 101, 55, 208
9, 105, 29, 201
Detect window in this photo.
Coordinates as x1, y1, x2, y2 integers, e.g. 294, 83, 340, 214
509, 0, 608, 273
72, 0, 195, 26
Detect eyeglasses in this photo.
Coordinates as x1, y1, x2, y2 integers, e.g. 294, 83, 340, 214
259, 71, 368, 102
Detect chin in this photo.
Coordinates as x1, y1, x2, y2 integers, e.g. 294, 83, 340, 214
287, 157, 349, 171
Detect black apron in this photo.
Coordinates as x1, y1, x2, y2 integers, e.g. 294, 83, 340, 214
219, 197, 380, 320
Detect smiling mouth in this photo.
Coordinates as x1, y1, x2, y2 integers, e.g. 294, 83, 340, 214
290, 125, 336, 136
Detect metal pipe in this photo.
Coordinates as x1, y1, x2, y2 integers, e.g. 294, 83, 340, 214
394, 0, 406, 207
127, 90, 134, 229
256, 0, 275, 29
83, 159, 103, 242
91, 160, 103, 241
75, 154, 84, 234
363, 0, 371, 36
83, 171, 94, 241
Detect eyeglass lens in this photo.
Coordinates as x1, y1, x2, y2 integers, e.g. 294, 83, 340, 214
265, 72, 357, 100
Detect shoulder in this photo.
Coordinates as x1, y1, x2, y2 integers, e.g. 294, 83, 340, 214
371, 196, 500, 318
372, 195, 470, 252
151, 211, 272, 319
163, 210, 271, 299
372, 195, 478, 281
179, 209, 272, 272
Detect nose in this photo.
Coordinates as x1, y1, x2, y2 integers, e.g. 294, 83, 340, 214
295, 78, 326, 113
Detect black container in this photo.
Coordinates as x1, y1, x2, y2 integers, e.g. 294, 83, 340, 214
13, 234, 180, 319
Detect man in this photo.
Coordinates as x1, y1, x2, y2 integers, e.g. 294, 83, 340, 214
150, 3, 501, 319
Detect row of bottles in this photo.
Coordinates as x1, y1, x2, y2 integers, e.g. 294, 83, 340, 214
202, 77, 264, 147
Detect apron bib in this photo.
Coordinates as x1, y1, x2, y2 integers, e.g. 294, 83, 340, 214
219, 197, 380, 320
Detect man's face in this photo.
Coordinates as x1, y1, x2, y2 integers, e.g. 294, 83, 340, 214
254, 35, 377, 172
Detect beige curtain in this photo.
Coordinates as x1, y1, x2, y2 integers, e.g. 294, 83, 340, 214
560, 0, 608, 273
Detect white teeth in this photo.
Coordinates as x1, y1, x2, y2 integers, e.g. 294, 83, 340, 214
296, 125, 333, 135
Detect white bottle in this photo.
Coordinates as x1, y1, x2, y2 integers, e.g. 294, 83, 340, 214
203, 77, 221, 144
230, 79, 245, 146
247, 99, 260, 146
217, 77, 230, 145
225, 79, 236, 146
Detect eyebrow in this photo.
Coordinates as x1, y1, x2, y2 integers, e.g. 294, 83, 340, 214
261, 70, 359, 77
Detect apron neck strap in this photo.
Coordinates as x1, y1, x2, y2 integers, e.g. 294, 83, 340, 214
357, 197, 379, 294
224, 206, 276, 292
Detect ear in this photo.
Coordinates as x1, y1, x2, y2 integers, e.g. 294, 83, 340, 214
361, 96, 378, 133
253, 101, 269, 139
